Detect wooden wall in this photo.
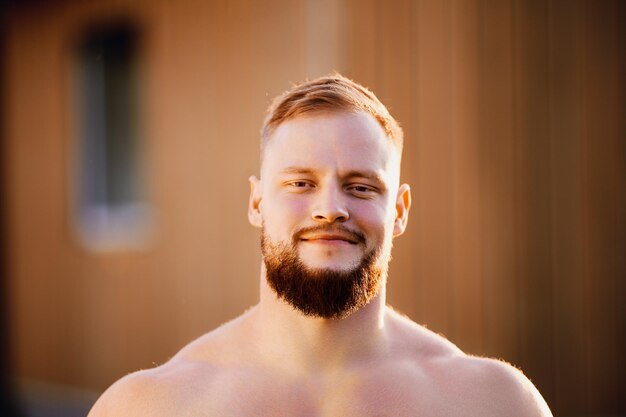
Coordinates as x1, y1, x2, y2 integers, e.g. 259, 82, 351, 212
3, 0, 624, 415
346, 1, 626, 414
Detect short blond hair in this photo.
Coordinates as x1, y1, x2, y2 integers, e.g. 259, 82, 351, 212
261, 73, 403, 155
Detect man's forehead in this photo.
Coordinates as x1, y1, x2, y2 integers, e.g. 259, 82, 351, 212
274, 110, 383, 135
263, 112, 397, 159
268, 113, 393, 147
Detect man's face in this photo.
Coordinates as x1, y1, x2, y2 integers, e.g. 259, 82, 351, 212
249, 111, 410, 318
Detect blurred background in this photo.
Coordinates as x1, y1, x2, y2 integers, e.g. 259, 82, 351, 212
1, 0, 624, 416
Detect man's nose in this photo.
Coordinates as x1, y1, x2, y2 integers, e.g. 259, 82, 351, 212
311, 185, 349, 223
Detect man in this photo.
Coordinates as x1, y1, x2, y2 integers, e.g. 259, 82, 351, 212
88, 74, 552, 416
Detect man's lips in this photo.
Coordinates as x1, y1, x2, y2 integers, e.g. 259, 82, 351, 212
293, 226, 366, 246
300, 233, 358, 244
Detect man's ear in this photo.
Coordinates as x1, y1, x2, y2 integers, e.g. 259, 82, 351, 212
393, 183, 411, 237
248, 175, 263, 228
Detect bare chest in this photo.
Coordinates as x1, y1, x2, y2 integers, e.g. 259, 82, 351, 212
165, 366, 473, 417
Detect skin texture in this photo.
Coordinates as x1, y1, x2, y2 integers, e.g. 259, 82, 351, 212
88, 111, 552, 416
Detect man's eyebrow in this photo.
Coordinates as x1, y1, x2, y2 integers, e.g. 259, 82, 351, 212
279, 167, 387, 189
342, 170, 386, 184
280, 167, 315, 175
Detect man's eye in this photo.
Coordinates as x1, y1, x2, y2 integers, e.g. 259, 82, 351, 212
289, 181, 312, 188
348, 184, 376, 195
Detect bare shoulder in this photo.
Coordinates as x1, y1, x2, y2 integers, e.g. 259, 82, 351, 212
88, 354, 232, 417
88, 309, 256, 417
87, 362, 188, 417
441, 355, 553, 416
385, 308, 552, 416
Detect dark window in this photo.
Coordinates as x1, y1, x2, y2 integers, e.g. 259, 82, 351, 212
73, 24, 152, 250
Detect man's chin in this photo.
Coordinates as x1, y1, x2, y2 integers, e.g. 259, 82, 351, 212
298, 261, 361, 275
297, 250, 364, 272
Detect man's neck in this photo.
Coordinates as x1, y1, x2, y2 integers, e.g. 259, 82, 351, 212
250, 266, 390, 374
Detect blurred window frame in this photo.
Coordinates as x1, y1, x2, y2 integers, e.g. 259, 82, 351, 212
70, 22, 153, 252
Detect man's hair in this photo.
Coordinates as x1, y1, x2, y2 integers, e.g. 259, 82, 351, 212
260, 73, 403, 156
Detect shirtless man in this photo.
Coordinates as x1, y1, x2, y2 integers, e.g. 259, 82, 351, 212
88, 74, 552, 416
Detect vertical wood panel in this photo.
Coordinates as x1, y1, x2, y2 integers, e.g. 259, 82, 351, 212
514, 0, 555, 401
549, 0, 589, 412
5, 3, 81, 384
413, 0, 454, 336
479, 0, 520, 364
611, 1, 626, 414
345, 0, 378, 87
304, 0, 348, 77
449, 0, 484, 355
582, 0, 623, 410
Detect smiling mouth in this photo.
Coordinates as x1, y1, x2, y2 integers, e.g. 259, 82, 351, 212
295, 226, 366, 246
301, 236, 358, 245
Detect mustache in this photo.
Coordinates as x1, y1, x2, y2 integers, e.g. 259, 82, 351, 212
292, 225, 366, 245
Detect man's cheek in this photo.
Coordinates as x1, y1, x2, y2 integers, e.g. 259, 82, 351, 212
279, 199, 311, 220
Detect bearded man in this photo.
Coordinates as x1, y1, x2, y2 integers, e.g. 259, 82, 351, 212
88, 74, 552, 416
